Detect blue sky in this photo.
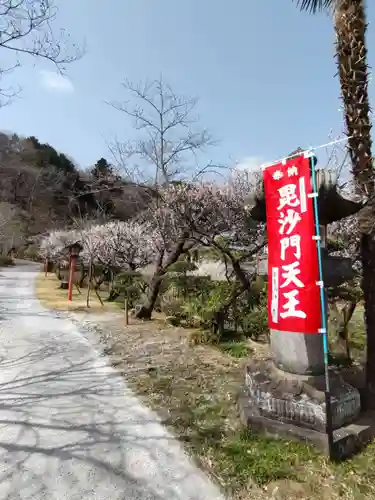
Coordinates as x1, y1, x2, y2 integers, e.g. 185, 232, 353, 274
1, 0, 375, 171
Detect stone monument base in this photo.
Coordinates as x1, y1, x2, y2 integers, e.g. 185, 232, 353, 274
239, 392, 375, 460
238, 360, 375, 459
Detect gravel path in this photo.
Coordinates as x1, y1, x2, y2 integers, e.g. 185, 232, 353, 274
0, 262, 225, 500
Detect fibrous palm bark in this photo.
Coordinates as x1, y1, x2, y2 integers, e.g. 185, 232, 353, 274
296, 0, 375, 406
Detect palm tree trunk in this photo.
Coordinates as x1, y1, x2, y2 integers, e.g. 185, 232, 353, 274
335, 0, 375, 406
335, 0, 372, 193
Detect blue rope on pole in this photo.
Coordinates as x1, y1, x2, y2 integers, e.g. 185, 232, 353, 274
309, 154, 334, 458
310, 158, 330, 372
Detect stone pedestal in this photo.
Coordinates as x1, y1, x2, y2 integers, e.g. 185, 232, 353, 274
270, 287, 328, 375
237, 359, 375, 459
245, 360, 360, 432
271, 329, 325, 375
239, 390, 375, 460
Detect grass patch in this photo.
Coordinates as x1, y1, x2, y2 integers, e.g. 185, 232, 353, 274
217, 341, 252, 359
215, 429, 316, 486
0, 255, 14, 267
35, 272, 121, 313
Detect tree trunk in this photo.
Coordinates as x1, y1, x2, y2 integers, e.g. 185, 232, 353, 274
230, 257, 253, 291
107, 268, 115, 299
337, 299, 357, 361
335, 0, 372, 194
212, 283, 247, 340
135, 235, 194, 320
79, 261, 87, 288
209, 250, 255, 339
56, 263, 62, 280
335, 1, 375, 406
86, 260, 93, 308
135, 274, 163, 320
94, 272, 106, 290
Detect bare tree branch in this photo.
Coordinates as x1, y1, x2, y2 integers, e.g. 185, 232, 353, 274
107, 77, 216, 184
0, 0, 83, 107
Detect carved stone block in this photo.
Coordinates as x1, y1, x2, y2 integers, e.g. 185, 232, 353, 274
245, 360, 360, 432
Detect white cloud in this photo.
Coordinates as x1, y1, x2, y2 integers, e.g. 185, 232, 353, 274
39, 70, 74, 93
234, 156, 265, 172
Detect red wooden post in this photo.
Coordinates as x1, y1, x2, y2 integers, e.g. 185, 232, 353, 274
68, 255, 76, 301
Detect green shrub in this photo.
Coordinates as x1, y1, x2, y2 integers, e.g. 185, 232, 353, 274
110, 270, 148, 307
91, 264, 110, 281
167, 260, 197, 274
165, 315, 179, 326
160, 279, 229, 332
162, 274, 212, 299
188, 329, 219, 345
23, 245, 42, 262
239, 306, 268, 341
161, 296, 184, 316
218, 341, 252, 358
159, 271, 270, 344
0, 255, 14, 267
180, 281, 233, 332
181, 296, 209, 327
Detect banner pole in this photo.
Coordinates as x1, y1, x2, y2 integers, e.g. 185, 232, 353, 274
261, 136, 351, 171
308, 153, 334, 459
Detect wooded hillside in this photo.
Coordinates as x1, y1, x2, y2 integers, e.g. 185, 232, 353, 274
0, 132, 149, 253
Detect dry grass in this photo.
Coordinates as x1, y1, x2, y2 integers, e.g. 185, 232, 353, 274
35, 272, 120, 313
83, 315, 375, 500
37, 272, 375, 499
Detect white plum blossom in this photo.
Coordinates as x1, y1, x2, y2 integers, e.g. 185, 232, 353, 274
39, 229, 81, 260
79, 223, 112, 266
40, 221, 155, 271
105, 220, 154, 270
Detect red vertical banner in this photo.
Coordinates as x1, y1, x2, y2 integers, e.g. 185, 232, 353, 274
263, 155, 321, 334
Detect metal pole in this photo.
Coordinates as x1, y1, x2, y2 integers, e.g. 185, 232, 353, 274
309, 154, 334, 459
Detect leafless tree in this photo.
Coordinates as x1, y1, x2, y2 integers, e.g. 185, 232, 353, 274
0, 0, 83, 106
0, 201, 25, 254
0, 201, 14, 230
107, 77, 215, 185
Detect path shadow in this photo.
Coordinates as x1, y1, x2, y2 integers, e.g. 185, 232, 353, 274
0, 268, 223, 500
